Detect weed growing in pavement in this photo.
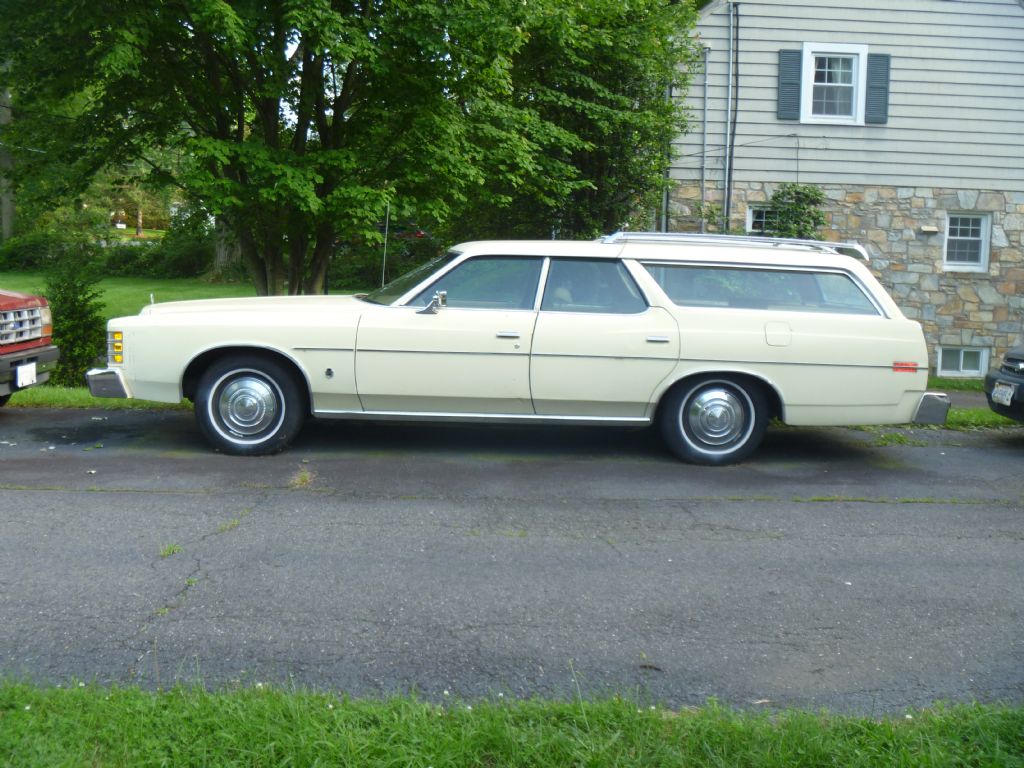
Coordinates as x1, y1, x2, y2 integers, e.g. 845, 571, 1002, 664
159, 543, 182, 558
873, 432, 928, 447
288, 467, 315, 489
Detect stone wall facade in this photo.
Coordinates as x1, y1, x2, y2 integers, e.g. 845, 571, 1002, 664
668, 183, 1024, 373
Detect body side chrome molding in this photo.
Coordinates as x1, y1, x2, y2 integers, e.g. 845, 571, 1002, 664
311, 409, 651, 426
358, 348, 531, 358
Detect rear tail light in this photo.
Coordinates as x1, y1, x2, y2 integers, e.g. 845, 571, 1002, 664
892, 361, 919, 373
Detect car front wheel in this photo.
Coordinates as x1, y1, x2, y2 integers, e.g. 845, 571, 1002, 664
195, 356, 306, 456
660, 376, 768, 466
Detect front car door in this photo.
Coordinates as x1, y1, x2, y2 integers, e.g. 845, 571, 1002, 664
355, 256, 542, 414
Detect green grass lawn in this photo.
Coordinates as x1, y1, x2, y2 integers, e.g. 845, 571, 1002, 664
1, 684, 1021, 768
107, 227, 167, 240
3, 271, 255, 320
929, 376, 985, 393
946, 406, 1016, 429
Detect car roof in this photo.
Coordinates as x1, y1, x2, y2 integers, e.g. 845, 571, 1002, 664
451, 237, 867, 271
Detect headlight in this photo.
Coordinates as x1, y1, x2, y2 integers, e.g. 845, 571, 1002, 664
40, 305, 53, 336
107, 330, 124, 365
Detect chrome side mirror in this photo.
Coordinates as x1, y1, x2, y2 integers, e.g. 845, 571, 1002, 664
417, 290, 447, 315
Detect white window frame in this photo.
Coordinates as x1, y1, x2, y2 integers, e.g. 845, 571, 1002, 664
745, 205, 776, 234
943, 212, 990, 273
937, 346, 989, 377
800, 43, 868, 125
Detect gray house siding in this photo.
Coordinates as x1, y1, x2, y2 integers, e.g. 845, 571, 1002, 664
676, 0, 1024, 190
671, 0, 1024, 371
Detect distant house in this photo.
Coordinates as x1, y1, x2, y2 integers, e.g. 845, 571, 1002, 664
669, 0, 1024, 375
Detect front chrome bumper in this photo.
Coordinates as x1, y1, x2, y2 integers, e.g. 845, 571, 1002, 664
86, 368, 129, 399
912, 392, 951, 425
0, 344, 61, 396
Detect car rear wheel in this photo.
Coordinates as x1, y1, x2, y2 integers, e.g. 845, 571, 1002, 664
660, 376, 768, 466
195, 356, 306, 456
0, 394, 10, 407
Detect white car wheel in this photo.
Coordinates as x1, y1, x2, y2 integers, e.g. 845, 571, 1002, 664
660, 376, 768, 465
195, 356, 305, 455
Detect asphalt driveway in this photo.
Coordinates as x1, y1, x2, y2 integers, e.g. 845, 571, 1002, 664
1, 407, 1022, 714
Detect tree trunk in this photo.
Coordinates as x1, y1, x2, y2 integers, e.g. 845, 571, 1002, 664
238, 229, 269, 296
264, 238, 285, 296
303, 224, 335, 295
135, 206, 143, 237
0, 84, 13, 243
213, 216, 242, 275
287, 227, 308, 296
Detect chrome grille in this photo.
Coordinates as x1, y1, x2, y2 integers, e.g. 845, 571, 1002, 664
0, 307, 44, 345
1001, 355, 1024, 376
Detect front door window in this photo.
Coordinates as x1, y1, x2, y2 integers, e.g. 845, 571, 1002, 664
412, 257, 543, 310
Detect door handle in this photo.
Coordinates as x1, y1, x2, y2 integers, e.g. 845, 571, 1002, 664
646, 335, 671, 343
496, 331, 521, 339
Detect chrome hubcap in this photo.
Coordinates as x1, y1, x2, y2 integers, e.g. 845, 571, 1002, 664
685, 387, 746, 446
218, 376, 279, 436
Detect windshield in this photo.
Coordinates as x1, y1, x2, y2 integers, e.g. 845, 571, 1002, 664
359, 250, 462, 305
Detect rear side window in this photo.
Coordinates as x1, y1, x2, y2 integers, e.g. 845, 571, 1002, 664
541, 259, 647, 314
642, 264, 880, 316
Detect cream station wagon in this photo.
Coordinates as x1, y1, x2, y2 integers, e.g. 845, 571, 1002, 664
86, 233, 949, 464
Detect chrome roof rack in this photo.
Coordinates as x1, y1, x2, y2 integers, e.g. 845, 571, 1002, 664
599, 231, 870, 261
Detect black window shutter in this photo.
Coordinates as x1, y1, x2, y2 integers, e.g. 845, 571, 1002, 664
777, 49, 802, 120
865, 53, 891, 124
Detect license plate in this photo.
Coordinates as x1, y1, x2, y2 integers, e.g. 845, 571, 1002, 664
992, 381, 1016, 407
15, 362, 37, 389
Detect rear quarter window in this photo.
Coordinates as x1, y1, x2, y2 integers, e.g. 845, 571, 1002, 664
642, 263, 881, 316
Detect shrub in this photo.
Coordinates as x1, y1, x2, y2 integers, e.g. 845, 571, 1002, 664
0, 231, 94, 271
44, 246, 107, 387
146, 227, 215, 278
102, 240, 161, 277
100, 227, 215, 279
768, 183, 827, 239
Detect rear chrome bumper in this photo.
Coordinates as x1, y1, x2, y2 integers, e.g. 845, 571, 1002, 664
86, 368, 129, 399
912, 392, 950, 425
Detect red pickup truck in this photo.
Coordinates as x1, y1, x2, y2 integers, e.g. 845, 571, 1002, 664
0, 288, 60, 405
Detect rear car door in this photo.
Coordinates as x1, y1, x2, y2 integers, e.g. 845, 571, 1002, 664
530, 258, 679, 418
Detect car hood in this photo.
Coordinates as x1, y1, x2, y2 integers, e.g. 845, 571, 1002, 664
0, 289, 47, 310
137, 294, 369, 317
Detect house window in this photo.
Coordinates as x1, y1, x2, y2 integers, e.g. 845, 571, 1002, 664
938, 346, 988, 377
812, 56, 855, 116
801, 44, 868, 124
944, 213, 990, 272
746, 205, 778, 234
778, 47, 889, 125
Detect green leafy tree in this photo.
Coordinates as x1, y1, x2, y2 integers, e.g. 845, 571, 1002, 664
0, 0, 598, 295
88, 164, 176, 235
444, 0, 699, 240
